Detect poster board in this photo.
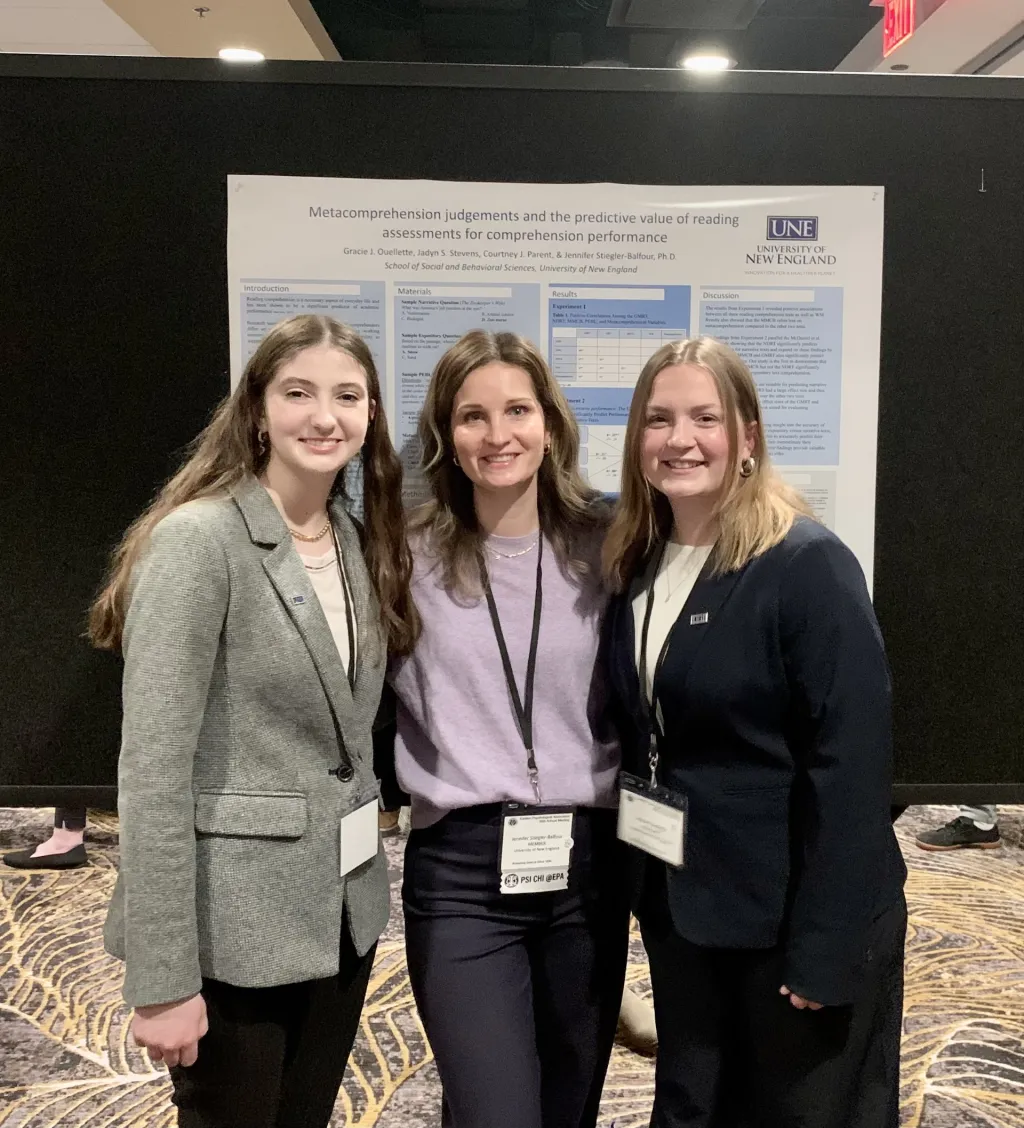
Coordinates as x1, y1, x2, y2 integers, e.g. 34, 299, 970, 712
228, 177, 884, 584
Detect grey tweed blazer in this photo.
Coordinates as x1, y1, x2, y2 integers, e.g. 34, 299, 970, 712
103, 475, 390, 1008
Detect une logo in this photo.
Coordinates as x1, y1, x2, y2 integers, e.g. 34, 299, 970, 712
767, 216, 818, 240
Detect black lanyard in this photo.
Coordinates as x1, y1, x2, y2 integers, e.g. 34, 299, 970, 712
480, 537, 544, 800
637, 540, 671, 782
329, 524, 357, 690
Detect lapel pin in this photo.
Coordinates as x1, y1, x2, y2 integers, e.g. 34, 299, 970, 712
292, 595, 306, 605
690, 612, 709, 625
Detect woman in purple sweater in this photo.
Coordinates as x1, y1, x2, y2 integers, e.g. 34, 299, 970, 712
389, 330, 630, 1128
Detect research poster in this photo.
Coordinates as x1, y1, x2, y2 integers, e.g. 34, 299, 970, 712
227, 176, 883, 586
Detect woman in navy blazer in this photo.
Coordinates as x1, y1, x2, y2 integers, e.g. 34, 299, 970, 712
603, 337, 907, 1128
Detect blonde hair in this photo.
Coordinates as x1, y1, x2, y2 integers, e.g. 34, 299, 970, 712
603, 336, 812, 591
89, 314, 419, 655
411, 330, 606, 598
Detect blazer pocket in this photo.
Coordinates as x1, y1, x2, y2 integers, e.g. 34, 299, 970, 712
195, 791, 308, 839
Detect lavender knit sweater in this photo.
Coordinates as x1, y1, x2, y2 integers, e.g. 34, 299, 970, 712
389, 529, 621, 829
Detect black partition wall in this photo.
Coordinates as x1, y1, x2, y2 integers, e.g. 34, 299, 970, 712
1, 57, 1022, 809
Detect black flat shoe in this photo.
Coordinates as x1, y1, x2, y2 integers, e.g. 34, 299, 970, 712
2, 844, 89, 869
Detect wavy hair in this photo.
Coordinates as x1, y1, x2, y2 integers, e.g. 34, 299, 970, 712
603, 336, 812, 591
411, 330, 605, 598
89, 314, 419, 655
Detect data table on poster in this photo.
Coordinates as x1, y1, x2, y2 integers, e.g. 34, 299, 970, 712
548, 285, 690, 384
551, 328, 688, 382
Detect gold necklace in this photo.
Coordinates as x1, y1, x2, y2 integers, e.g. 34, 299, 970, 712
288, 519, 331, 543
486, 538, 539, 560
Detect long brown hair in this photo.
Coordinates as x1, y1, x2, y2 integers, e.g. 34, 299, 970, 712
603, 336, 812, 591
411, 330, 604, 598
89, 314, 419, 655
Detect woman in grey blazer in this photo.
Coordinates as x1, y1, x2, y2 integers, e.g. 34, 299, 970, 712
89, 315, 418, 1128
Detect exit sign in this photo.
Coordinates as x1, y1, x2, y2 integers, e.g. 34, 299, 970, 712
883, 0, 916, 56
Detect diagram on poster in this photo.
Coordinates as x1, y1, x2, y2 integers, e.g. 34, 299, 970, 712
228, 177, 883, 585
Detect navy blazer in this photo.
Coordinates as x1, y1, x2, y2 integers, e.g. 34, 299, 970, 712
606, 517, 906, 1006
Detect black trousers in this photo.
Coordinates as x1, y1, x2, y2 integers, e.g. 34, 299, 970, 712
169, 929, 376, 1128
403, 805, 631, 1128
638, 879, 906, 1128
54, 806, 87, 830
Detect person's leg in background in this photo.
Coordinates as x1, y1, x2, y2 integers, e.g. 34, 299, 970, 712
372, 687, 405, 837
617, 975, 658, 1056
916, 804, 1000, 851
962, 804, 998, 829
378, 804, 401, 836
3, 806, 88, 869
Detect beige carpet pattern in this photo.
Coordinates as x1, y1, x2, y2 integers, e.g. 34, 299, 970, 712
1, 805, 1022, 1127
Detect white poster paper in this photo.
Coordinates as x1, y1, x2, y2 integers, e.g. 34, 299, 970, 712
228, 176, 883, 586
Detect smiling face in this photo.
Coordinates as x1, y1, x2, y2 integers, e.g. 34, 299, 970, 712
450, 361, 550, 495
641, 362, 753, 507
261, 343, 375, 481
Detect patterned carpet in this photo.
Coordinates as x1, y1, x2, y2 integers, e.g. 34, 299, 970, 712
1, 806, 1022, 1127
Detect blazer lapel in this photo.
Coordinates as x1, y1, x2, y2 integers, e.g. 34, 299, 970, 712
653, 556, 747, 701
262, 542, 357, 726
232, 476, 357, 729
610, 588, 642, 719
328, 496, 383, 717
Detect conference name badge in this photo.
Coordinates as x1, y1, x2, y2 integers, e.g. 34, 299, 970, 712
499, 804, 575, 894
617, 773, 687, 868
339, 796, 379, 877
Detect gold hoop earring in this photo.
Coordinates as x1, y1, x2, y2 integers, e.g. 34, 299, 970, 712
739, 456, 755, 478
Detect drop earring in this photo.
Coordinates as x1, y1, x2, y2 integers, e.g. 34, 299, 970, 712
257, 430, 269, 459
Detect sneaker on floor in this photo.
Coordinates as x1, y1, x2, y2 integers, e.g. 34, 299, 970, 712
915, 816, 1001, 852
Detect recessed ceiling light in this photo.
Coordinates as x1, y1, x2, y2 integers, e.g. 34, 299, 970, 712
219, 47, 265, 63
681, 53, 735, 72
